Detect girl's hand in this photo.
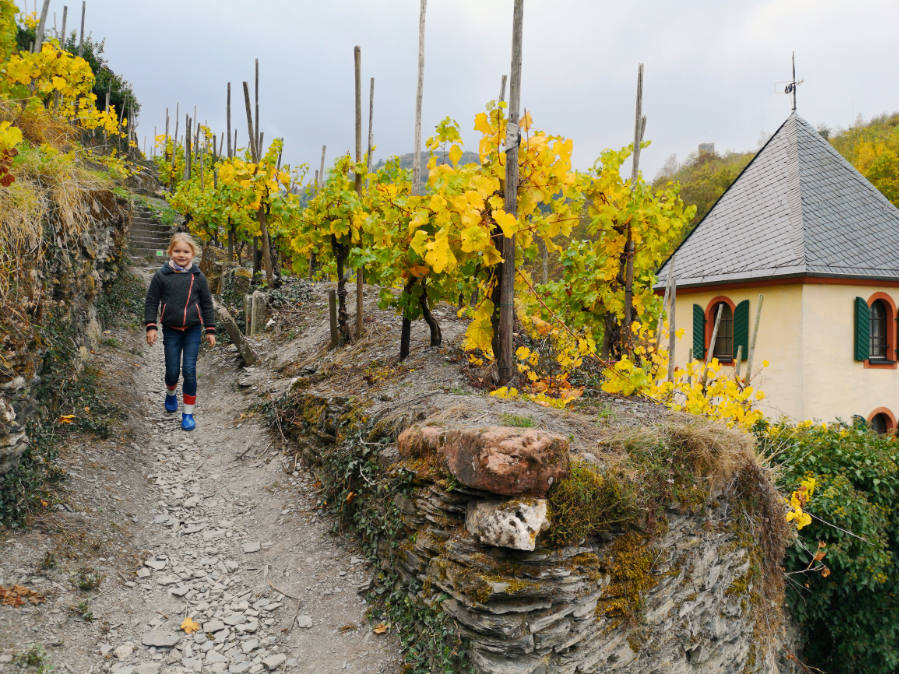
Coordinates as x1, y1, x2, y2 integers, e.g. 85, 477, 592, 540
146, 329, 158, 346
206, 334, 216, 348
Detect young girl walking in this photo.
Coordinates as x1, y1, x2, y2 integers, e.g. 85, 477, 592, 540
143, 233, 216, 431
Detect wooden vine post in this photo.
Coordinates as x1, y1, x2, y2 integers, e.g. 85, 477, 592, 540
309, 144, 326, 279
241, 80, 274, 285
667, 271, 677, 382
184, 115, 192, 181
411, 0, 426, 196
226, 82, 235, 261
170, 103, 179, 190
496, 0, 523, 385
622, 63, 646, 351
34, 0, 50, 52
400, 0, 428, 360
702, 304, 723, 390
163, 108, 169, 168
366, 77, 374, 173
77, 1, 85, 57
354, 46, 364, 340
745, 294, 764, 385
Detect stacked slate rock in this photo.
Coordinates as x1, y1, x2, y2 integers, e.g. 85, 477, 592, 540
391, 425, 781, 673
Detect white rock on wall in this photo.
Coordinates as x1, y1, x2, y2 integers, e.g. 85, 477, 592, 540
465, 498, 549, 551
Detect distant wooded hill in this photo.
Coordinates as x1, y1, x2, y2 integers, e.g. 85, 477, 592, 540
654, 112, 899, 226
374, 149, 481, 177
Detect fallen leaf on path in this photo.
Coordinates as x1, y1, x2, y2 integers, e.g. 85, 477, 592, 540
180, 617, 200, 634
57, 414, 76, 424
373, 622, 389, 634
339, 623, 356, 632
0, 584, 45, 607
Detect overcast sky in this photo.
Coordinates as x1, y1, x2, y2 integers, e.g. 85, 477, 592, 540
47, 0, 899, 179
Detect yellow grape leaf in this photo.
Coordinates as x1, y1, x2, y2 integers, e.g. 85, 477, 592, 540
428, 194, 446, 212
180, 617, 200, 634
425, 231, 456, 274
460, 226, 489, 253
0, 121, 23, 151
474, 112, 492, 136
481, 243, 502, 267
449, 144, 463, 165
493, 210, 517, 237
410, 229, 429, 257
407, 210, 429, 235
408, 265, 429, 278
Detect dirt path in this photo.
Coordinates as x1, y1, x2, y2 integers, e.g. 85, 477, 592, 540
0, 311, 401, 672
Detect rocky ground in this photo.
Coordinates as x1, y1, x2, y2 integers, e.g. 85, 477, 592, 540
0, 296, 402, 673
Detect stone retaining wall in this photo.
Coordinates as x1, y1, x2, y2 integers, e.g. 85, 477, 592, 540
279, 388, 791, 673
393, 479, 774, 673
0, 190, 130, 475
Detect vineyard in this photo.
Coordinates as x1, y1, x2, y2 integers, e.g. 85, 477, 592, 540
0, 0, 897, 672
150, 63, 776, 429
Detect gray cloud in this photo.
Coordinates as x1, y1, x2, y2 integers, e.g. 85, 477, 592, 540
66, 0, 899, 178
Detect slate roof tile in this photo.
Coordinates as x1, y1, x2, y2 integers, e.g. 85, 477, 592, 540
657, 113, 899, 287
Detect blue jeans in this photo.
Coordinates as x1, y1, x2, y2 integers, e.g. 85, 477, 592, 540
163, 325, 202, 397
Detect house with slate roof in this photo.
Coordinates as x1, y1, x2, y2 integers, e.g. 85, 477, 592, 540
657, 112, 899, 429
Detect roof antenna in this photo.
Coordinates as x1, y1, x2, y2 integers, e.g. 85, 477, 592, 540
783, 51, 803, 112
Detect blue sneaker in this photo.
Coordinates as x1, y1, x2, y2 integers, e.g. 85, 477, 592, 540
181, 413, 196, 431
164, 393, 178, 413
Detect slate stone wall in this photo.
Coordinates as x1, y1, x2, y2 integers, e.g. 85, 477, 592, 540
0, 190, 130, 475
393, 480, 784, 673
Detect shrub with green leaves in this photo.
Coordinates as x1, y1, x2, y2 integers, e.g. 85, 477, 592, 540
756, 420, 899, 673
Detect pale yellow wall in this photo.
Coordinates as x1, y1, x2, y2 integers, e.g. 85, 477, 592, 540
671, 285, 805, 420
671, 283, 899, 422
799, 284, 899, 424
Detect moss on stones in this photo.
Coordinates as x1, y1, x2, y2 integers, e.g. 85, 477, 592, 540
595, 531, 659, 627
544, 461, 638, 547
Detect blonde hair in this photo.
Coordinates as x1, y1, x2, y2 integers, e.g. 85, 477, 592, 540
167, 232, 199, 257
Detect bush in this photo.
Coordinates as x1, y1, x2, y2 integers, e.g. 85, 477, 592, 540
757, 421, 899, 673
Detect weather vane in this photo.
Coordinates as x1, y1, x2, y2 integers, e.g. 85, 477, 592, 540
783, 52, 803, 112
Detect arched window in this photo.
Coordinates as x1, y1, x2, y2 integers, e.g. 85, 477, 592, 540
855, 293, 897, 367
870, 413, 889, 434
870, 299, 888, 359
867, 407, 896, 434
693, 297, 748, 363
710, 301, 734, 360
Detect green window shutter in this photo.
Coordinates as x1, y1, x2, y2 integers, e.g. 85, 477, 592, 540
692, 304, 705, 361
854, 297, 870, 361
734, 300, 750, 361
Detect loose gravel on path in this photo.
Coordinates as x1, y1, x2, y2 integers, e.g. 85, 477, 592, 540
0, 321, 401, 673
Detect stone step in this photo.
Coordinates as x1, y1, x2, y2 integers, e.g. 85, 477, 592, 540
131, 224, 171, 234
131, 227, 171, 238
128, 248, 168, 264
134, 237, 173, 247
128, 241, 168, 252
131, 225, 169, 235
131, 223, 173, 236
132, 221, 170, 230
